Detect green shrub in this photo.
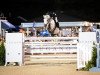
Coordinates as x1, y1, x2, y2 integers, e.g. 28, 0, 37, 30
0, 42, 5, 65
91, 46, 97, 67
83, 60, 93, 71
81, 46, 97, 71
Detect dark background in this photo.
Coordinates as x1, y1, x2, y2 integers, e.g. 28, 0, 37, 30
0, 0, 100, 25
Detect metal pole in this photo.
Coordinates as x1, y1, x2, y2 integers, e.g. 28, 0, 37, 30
96, 29, 100, 68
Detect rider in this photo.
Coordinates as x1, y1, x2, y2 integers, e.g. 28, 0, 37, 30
52, 12, 60, 28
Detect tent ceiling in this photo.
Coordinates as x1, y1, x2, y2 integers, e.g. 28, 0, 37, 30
1, 21, 15, 29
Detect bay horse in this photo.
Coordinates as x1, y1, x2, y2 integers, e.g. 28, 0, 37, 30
43, 12, 61, 37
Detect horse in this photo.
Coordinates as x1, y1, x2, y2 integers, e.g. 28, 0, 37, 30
43, 12, 61, 37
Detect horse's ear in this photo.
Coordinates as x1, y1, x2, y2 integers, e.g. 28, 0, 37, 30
43, 15, 44, 18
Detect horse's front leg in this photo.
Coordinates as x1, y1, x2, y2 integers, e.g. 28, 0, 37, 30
58, 30, 62, 37
44, 24, 47, 30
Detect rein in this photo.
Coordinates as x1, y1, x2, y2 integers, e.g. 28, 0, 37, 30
46, 18, 56, 34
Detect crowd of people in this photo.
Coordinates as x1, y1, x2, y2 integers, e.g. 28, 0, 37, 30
18, 27, 79, 37
19, 28, 37, 37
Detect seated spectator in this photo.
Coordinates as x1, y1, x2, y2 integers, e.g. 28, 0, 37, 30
19, 28, 26, 36
29, 30, 33, 36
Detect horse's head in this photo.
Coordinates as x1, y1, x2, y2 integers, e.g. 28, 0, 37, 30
43, 14, 54, 31
43, 14, 51, 25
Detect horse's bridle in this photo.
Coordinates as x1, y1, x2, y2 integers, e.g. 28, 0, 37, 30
46, 17, 57, 34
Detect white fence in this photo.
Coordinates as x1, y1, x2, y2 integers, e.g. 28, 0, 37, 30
24, 37, 78, 54
77, 32, 96, 70
5, 33, 24, 66
5, 32, 98, 69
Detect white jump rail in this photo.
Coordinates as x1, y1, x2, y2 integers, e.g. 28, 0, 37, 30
24, 37, 78, 54
24, 37, 78, 41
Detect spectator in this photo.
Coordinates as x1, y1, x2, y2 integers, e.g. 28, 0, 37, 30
19, 28, 26, 36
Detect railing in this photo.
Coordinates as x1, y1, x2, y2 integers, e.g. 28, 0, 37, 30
24, 37, 78, 54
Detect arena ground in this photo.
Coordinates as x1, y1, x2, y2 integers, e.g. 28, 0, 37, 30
0, 64, 100, 75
